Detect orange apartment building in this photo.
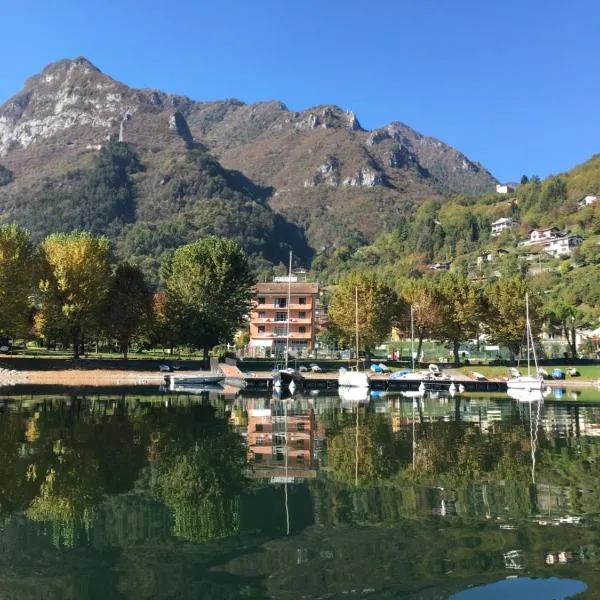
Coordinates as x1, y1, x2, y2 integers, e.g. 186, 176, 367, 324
248, 278, 319, 357
247, 400, 315, 476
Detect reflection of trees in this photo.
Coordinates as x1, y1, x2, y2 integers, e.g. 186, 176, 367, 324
327, 413, 408, 485
24, 400, 146, 547
0, 414, 37, 521
149, 405, 247, 542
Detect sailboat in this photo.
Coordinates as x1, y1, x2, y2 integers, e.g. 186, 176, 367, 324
338, 287, 370, 388
273, 251, 301, 391
507, 292, 545, 398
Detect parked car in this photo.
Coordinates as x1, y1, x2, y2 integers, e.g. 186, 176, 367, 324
309, 363, 322, 372
566, 368, 580, 377
158, 364, 173, 373
551, 368, 566, 380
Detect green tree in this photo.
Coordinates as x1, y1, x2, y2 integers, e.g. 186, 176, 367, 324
104, 263, 153, 358
399, 278, 442, 360
484, 277, 544, 361
0, 225, 38, 338
37, 232, 111, 357
328, 271, 403, 351
433, 273, 483, 364
164, 236, 254, 366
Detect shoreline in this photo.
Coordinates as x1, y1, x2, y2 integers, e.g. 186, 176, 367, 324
0, 367, 597, 390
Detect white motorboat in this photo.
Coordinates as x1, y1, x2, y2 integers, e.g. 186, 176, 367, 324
507, 293, 544, 394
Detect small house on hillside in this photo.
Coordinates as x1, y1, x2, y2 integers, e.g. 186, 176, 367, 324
544, 234, 583, 258
491, 217, 516, 236
496, 184, 515, 194
578, 195, 598, 209
529, 227, 561, 243
477, 248, 510, 266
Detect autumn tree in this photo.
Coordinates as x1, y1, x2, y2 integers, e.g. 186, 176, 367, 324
0, 225, 38, 338
398, 278, 441, 360
164, 236, 254, 366
328, 271, 404, 351
104, 263, 153, 358
484, 277, 544, 361
433, 273, 484, 363
37, 232, 111, 358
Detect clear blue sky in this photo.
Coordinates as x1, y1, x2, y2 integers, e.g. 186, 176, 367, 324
1, 0, 599, 183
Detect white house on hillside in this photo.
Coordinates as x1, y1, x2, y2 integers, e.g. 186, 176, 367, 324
491, 217, 516, 236
578, 195, 598, 209
545, 234, 583, 258
496, 184, 515, 194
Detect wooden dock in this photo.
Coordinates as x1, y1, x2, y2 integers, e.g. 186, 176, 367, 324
241, 371, 507, 393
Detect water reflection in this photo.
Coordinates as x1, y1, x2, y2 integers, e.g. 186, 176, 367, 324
0, 389, 599, 597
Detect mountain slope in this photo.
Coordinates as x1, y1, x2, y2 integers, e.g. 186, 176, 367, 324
0, 57, 498, 268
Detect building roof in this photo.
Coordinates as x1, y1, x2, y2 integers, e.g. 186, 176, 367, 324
254, 282, 319, 294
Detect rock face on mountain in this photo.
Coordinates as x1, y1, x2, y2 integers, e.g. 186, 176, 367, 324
0, 57, 497, 270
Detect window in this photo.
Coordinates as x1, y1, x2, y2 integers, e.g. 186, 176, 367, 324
255, 437, 264, 446
255, 424, 264, 432
274, 326, 286, 336
258, 296, 265, 305
276, 452, 284, 461
258, 326, 265, 334
276, 297, 287, 308
299, 326, 306, 334
296, 423, 305, 432
258, 311, 266, 319
299, 311, 306, 319
254, 453, 263, 462
299, 297, 306, 305
296, 454, 304, 462
295, 439, 304, 448
275, 311, 287, 322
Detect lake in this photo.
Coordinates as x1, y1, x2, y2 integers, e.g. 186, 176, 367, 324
0, 387, 597, 599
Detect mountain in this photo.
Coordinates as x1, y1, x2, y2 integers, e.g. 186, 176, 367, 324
0, 57, 498, 276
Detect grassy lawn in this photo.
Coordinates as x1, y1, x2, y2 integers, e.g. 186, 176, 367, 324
458, 364, 600, 381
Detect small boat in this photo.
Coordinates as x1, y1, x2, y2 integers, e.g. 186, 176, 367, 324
338, 367, 369, 388
166, 372, 224, 389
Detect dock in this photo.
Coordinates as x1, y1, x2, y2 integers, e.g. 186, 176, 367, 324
241, 371, 507, 393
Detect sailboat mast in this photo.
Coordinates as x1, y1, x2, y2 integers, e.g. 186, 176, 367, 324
355, 286, 359, 371
526, 293, 531, 377
410, 305, 415, 372
285, 251, 292, 370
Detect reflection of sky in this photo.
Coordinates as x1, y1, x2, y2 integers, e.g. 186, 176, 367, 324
450, 577, 587, 599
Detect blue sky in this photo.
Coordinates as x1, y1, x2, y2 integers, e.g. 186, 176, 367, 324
1, 0, 598, 182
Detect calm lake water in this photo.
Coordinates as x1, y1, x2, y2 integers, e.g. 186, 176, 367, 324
0, 387, 597, 599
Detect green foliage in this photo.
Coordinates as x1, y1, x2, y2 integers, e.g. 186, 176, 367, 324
103, 263, 153, 358
165, 236, 255, 358
328, 270, 404, 350
0, 225, 38, 337
0, 164, 14, 186
12, 141, 143, 240
37, 232, 112, 356
484, 278, 543, 359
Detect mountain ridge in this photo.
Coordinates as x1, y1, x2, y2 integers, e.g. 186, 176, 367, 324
0, 57, 499, 276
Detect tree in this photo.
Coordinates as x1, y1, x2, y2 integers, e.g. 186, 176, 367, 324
164, 236, 254, 366
328, 271, 403, 351
433, 273, 483, 364
0, 225, 37, 338
104, 263, 153, 358
484, 277, 544, 361
37, 232, 111, 358
399, 278, 442, 360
